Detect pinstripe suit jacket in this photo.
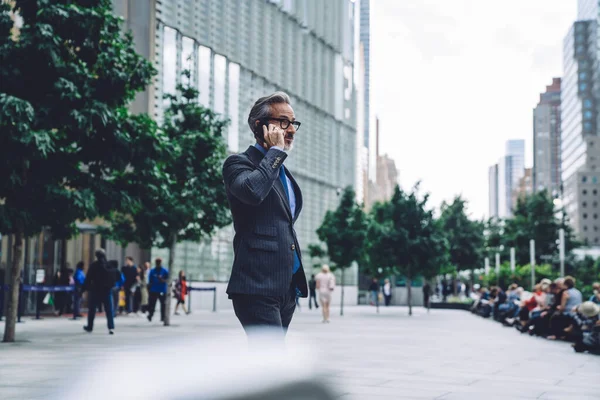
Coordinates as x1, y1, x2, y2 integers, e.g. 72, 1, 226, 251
223, 145, 308, 298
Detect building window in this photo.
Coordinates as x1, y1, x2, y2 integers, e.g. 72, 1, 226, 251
582, 176, 587, 183
584, 99, 593, 108
583, 213, 588, 219
583, 122, 593, 132
583, 189, 588, 195
584, 226, 588, 231
594, 189, 598, 195
163, 26, 178, 101
213, 54, 226, 115
227, 62, 240, 153
583, 202, 587, 208
580, 82, 588, 91
198, 45, 211, 108
594, 214, 598, 219
181, 36, 195, 75
584, 110, 593, 119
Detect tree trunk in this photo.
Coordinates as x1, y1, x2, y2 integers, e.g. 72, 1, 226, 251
407, 274, 412, 316
3, 225, 24, 343
340, 267, 345, 316
163, 233, 177, 327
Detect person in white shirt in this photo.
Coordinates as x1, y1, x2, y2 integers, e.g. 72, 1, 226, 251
315, 264, 335, 323
383, 279, 392, 306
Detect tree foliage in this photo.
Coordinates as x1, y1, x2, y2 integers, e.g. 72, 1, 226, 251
485, 191, 579, 267
310, 186, 368, 315
367, 185, 448, 315
439, 196, 485, 272
0, 0, 157, 342
102, 71, 231, 326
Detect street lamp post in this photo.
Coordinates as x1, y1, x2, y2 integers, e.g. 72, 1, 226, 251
559, 228, 565, 278
530, 239, 535, 290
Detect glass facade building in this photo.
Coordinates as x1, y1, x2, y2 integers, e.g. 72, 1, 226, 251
114, 0, 359, 283
533, 79, 562, 196
488, 164, 499, 218
561, 21, 600, 246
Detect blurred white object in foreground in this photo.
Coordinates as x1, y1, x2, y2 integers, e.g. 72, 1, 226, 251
62, 328, 336, 400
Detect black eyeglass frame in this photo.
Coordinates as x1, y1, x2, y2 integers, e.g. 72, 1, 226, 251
262, 118, 301, 131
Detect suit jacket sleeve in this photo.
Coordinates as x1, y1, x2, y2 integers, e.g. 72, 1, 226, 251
223, 148, 288, 206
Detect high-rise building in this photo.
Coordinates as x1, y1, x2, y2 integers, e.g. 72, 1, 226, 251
113, 0, 359, 281
495, 140, 525, 218
561, 19, 600, 246
513, 168, 533, 206
488, 164, 499, 218
366, 119, 399, 209
359, 0, 376, 185
533, 78, 562, 196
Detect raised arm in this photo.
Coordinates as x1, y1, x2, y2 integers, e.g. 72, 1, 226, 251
222, 148, 288, 206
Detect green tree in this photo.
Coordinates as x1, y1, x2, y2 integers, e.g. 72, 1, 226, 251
503, 191, 578, 266
368, 185, 448, 316
310, 186, 368, 316
103, 71, 231, 326
0, 0, 156, 342
439, 196, 485, 292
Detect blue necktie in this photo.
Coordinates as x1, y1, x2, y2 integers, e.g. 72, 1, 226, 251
279, 167, 301, 275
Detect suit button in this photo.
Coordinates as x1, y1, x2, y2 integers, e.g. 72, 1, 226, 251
291, 244, 296, 251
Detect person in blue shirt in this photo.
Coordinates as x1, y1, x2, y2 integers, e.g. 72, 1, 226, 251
147, 258, 169, 323
73, 262, 86, 319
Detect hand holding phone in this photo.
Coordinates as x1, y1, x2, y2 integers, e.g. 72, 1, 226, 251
262, 123, 285, 149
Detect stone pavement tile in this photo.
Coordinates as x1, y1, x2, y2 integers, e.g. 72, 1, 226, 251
539, 394, 600, 400
438, 393, 537, 400
341, 384, 448, 398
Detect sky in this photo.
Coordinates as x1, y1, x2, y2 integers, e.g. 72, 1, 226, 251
370, 0, 577, 219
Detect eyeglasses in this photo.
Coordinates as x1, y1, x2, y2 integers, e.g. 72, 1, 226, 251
265, 118, 301, 131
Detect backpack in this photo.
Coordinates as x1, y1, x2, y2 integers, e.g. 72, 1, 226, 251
97, 260, 120, 289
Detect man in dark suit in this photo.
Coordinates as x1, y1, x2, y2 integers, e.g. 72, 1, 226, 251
223, 92, 308, 337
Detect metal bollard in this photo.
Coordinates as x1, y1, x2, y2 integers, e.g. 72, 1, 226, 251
0, 285, 5, 321
17, 283, 23, 323
213, 288, 217, 312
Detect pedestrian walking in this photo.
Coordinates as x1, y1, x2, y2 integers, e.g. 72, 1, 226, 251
121, 256, 138, 314
222, 92, 308, 339
139, 262, 150, 314
147, 258, 168, 323
423, 282, 432, 312
369, 278, 380, 312
72, 262, 85, 319
83, 249, 119, 334
383, 279, 392, 306
315, 265, 335, 323
308, 274, 319, 310
173, 271, 189, 315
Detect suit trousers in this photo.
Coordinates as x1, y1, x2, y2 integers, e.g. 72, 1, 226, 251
231, 284, 297, 338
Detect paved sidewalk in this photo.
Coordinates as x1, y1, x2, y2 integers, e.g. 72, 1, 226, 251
0, 306, 599, 399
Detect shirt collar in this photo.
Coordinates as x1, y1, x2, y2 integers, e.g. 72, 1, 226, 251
254, 142, 267, 155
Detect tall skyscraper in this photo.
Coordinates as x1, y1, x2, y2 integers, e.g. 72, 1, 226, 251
488, 164, 499, 218
493, 139, 525, 218
533, 78, 562, 196
561, 19, 600, 246
114, 0, 359, 281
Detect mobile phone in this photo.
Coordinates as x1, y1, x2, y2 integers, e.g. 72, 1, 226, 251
255, 119, 271, 144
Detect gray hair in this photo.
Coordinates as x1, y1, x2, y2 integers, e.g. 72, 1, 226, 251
95, 249, 106, 259
247, 92, 291, 136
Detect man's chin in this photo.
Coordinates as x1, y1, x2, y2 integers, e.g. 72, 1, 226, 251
284, 143, 294, 152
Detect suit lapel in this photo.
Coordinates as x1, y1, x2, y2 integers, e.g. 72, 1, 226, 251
247, 146, 293, 221
284, 167, 303, 222
273, 176, 293, 220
